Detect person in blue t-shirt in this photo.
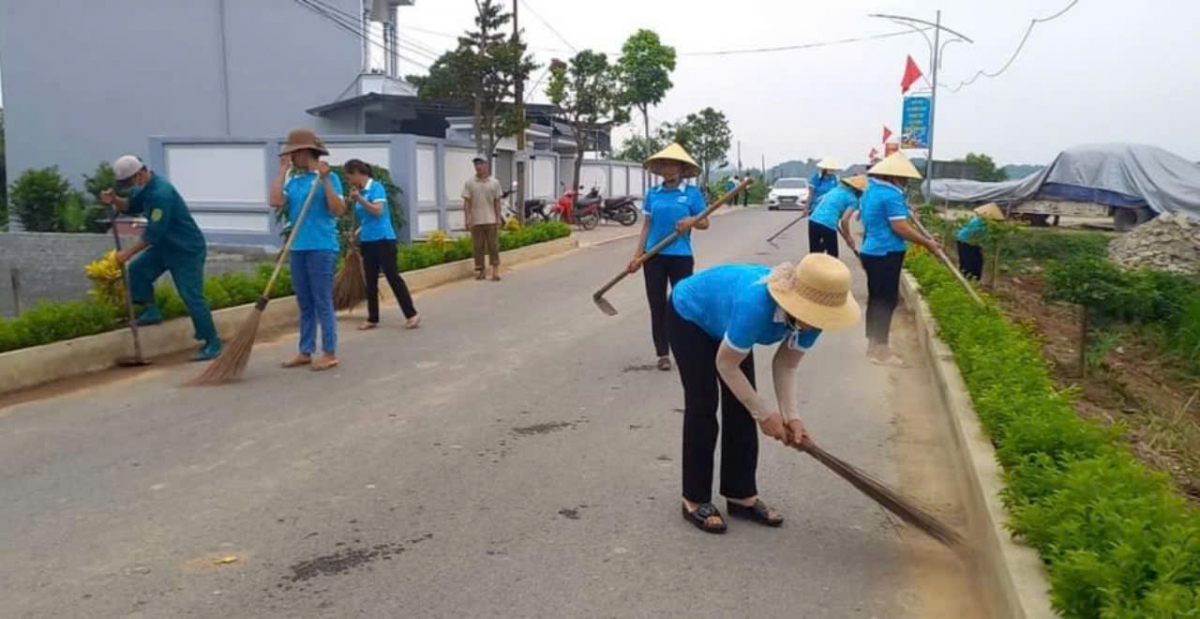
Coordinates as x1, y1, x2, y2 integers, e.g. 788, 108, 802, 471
956, 203, 1005, 280
807, 174, 867, 257
667, 254, 860, 534
804, 157, 842, 212
858, 153, 941, 367
628, 144, 709, 372
269, 129, 346, 372
344, 159, 420, 331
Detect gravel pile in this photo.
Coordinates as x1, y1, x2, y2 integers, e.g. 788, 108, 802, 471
1109, 212, 1200, 273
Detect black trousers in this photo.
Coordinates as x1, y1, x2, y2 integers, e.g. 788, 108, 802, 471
668, 302, 759, 504
644, 255, 694, 357
361, 240, 418, 323
957, 241, 984, 280
862, 251, 905, 346
808, 220, 840, 257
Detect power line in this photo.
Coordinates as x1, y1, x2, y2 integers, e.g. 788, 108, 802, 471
295, 0, 430, 71
517, 0, 577, 54
680, 29, 924, 57
942, 0, 1080, 93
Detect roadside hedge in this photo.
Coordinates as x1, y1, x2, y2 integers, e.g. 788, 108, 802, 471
907, 250, 1200, 618
0, 221, 571, 353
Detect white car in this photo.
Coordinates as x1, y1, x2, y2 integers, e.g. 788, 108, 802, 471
766, 178, 810, 210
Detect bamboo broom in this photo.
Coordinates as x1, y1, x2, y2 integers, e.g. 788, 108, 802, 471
333, 212, 366, 312
792, 436, 963, 547
187, 178, 321, 386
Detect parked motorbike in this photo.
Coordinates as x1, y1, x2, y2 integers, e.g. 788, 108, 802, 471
573, 186, 603, 230
599, 195, 639, 226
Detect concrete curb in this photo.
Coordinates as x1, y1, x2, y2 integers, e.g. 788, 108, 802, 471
899, 272, 1056, 619
0, 236, 578, 396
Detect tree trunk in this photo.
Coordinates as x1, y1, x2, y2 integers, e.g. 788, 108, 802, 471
642, 106, 651, 141
473, 95, 484, 153
1079, 305, 1089, 379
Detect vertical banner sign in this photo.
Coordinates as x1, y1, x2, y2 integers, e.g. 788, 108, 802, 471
900, 96, 931, 149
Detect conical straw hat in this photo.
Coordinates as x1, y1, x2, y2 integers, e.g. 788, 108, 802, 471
766, 254, 860, 331
816, 157, 843, 171
974, 203, 1005, 220
644, 143, 700, 179
868, 152, 922, 180
840, 175, 868, 193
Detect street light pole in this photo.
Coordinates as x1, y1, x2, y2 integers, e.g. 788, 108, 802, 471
513, 0, 527, 224
869, 12, 972, 186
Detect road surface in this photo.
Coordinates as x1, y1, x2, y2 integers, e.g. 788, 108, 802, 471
0, 209, 982, 618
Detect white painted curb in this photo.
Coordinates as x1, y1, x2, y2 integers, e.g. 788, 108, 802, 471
0, 236, 578, 395
900, 271, 1057, 619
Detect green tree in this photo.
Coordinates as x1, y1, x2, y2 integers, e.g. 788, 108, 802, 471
9, 167, 78, 232
80, 162, 118, 233
674, 108, 731, 185
611, 134, 663, 163
617, 30, 676, 143
963, 152, 1007, 182
410, 1, 537, 160
547, 51, 629, 190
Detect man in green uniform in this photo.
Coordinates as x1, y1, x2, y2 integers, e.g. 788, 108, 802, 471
100, 155, 221, 361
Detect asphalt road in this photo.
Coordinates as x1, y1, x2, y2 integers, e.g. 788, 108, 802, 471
0, 209, 982, 618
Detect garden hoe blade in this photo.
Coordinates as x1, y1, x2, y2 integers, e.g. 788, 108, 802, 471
592, 292, 619, 316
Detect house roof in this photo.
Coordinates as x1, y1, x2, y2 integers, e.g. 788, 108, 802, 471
306, 93, 561, 121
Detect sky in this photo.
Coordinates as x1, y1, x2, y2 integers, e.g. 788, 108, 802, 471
4, 0, 1195, 169
385, 0, 1200, 168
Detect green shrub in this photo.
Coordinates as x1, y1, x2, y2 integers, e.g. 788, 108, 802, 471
9, 167, 76, 232
215, 272, 260, 305
203, 278, 233, 310
907, 251, 1200, 618
0, 301, 116, 353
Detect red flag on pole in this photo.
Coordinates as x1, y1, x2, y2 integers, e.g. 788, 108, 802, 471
882, 126, 893, 144
901, 56, 923, 94
869, 147, 880, 160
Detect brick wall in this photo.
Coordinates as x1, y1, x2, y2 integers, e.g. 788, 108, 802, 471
0, 233, 273, 317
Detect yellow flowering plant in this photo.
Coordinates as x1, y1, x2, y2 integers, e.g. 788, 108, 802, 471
84, 250, 126, 316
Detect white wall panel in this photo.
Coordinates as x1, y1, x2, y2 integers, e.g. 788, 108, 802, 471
446, 210, 466, 231
611, 167, 628, 196
417, 212, 440, 235
580, 165, 609, 194
417, 145, 437, 202
166, 145, 266, 204
443, 147, 478, 203
533, 159, 555, 198
193, 212, 270, 233
324, 144, 389, 168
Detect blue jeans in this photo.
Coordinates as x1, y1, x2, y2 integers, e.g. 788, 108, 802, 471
289, 250, 338, 355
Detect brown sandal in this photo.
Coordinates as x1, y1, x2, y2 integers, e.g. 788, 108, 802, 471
281, 355, 312, 369
357, 322, 378, 331
312, 355, 339, 372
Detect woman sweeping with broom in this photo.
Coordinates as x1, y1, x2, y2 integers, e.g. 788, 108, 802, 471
627, 143, 709, 372
270, 129, 346, 372
343, 159, 420, 331
808, 174, 867, 257
667, 253, 860, 533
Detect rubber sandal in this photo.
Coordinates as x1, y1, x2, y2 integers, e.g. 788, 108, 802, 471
281, 355, 312, 369
657, 357, 672, 371
870, 354, 910, 368
312, 356, 339, 372
727, 499, 783, 527
681, 502, 727, 534
405, 315, 421, 330
357, 322, 378, 331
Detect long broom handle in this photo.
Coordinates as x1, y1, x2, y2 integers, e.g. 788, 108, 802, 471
593, 178, 753, 298
909, 212, 986, 306
108, 208, 144, 360
261, 174, 322, 299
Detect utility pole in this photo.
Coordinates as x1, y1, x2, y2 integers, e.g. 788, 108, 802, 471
761, 154, 766, 183
869, 11, 972, 187
737, 141, 742, 177
513, 0, 527, 224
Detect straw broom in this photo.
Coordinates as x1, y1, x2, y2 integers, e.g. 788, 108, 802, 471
791, 436, 963, 547
187, 179, 321, 386
333, 213, 366, 311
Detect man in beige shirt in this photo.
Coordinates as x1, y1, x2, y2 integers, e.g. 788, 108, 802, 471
462, 156, 504, 281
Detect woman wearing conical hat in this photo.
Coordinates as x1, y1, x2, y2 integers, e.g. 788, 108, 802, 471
808, 174, 867, 257
804, 157, 842, 212
859, 152, 941, 366
667, 254, 860, 533
627, 143, 709, 372
956, 203, 1005, 280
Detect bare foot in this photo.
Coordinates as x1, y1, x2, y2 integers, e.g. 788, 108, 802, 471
312, 354, 339, 371
281, 354, 312, 369
405, 314, 421, 329
357, 322, 378, 331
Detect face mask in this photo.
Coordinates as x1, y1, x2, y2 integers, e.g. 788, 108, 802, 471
126, 183, 146, 201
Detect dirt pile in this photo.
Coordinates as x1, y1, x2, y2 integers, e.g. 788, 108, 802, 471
1109, 212, 1200, 273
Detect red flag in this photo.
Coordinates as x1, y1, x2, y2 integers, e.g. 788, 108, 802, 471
882, 126, 893, 144
869, 147, 880, 161
901, 56, 923, 94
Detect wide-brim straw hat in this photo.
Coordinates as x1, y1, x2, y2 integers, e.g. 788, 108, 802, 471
767, 254, 860, 331
280, 128, 329, 157
816, 157, 843, 171
840, 174, 868, 193
644, 143, 701, 178
868, 152, 922, 180
974, 203, 1005, 220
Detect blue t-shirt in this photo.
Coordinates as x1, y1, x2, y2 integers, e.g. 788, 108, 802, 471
285, 171, 343, 252
671, 264, 822, 353
859, 179, 909, 256
354, 179, 396, 242
643, 183, 706, 257
956, 215, 987, 245
810, 184, 860, 231
809, 172, 839, 206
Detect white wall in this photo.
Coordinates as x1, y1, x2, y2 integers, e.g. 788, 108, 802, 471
325, 144, 390, 169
